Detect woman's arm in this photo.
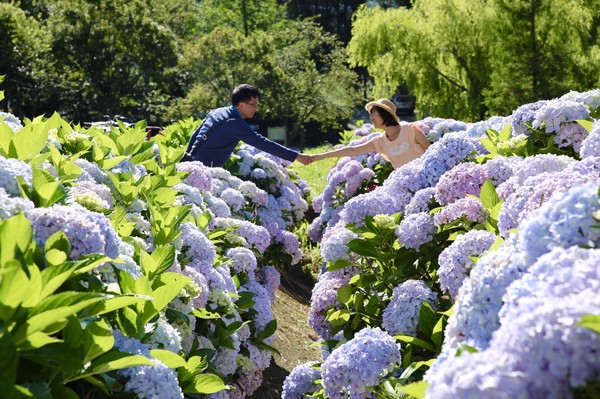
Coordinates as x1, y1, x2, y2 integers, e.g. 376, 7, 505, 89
413, 125, 431, 151
312, 139, 378, 162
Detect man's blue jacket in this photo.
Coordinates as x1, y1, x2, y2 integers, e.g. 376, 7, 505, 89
184, 106, 298, 167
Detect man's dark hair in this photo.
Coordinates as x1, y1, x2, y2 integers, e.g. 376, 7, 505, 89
231, 84, 260, 105
371, 105, 399, 126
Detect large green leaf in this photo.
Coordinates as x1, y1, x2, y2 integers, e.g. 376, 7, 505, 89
10, 123, 48, 161
150, 349, 187, 369
82, 320, 114, 364
71, 351, 153, 381
579, 314, 600, 334
184, 374, 227, 395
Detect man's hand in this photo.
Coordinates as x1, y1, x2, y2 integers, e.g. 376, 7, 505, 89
296, 153, 314, 165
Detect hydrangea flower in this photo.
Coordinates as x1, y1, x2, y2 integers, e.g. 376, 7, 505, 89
177, 161, 212, 192
532, 99, 590, 133
320, 225, 359, 263
0, 112, 23, 131
419, 135, 479, 187
67, 180, 114, 210
0, 155, 32, 195
239, 280, 274, 331
434, 162, 489, 205
225, 247, 257, 276
382, 280, 438, 336
145, 317, 183, 353
282, 361, 321, 399
553, 122, 588, 152
26, 203, 121, 259
395, 212, 436, 251
321, 327, 401, 399
338, 190, 400, 227
433, 197, 488, 227
74, 158, 111, 185
517, 182, 600, 264
258, 265, 280, 304
438, 230, 497, 298
220, 187, 246, 212
427, 119, 468, 142
113, 330, 184, 399
580, 120, 600, 159
404, 187, 436, 215
214, 217, 270, 254
0, 187, 34, 219
175, 222, 216, 268
559, 88, 600, 112
509, 99, 548, 136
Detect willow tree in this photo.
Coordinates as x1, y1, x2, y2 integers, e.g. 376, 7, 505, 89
348, 1, 493, 121
483, 0, 599, 115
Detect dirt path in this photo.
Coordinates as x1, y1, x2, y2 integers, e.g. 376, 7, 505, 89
250, 271, 320, 398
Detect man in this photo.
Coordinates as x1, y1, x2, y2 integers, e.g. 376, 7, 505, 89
182, 84, 312, 167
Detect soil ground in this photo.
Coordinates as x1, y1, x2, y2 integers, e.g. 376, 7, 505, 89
250, 268, 320, 398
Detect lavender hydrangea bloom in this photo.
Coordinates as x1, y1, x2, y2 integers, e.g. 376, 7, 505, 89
443, 236, 527, 350
67, 180, 114, 209
26, 203, 121, 259
240, 280, 274, 332
580, 120, 600, 159
498, 163, 600, 236
282, 361, 321, 399
214, 217, 270, 254
382, 280, 438, 336
321, 327, 401, 399
309, 268, 358, 339
258, 265, 280, 304
0, 112, 23, 131
463, 116, 509, 139
176, 222, 216, 268
438, 230, 497, 299
427, 119, 468, 142
419, 135, 478, 187
238, 180, 269, 207
225, 247, 257, 276
532, 99, 590, 133
0, 155, 32, 195
146, 317, 183, 353
0, 187, 34, 219
509, 100, 548, 136
220, 187, 246, 212
434, 162, 489, 205
338, 190, 400, 227
496, 153, 575, 199
177, 161, 212, 191
404, 187, 436, 215
113, 330, 184, 399
425, 349, 528, 399
517, 182, 600, 264
560, 88, 600, 112
433, 197, 488, 227
273, 230, 302, 264
395, 212, 436, 251
553, 122, 588, 152
181, 267, 209, 309
320, 225, 359, 263
482, 156, 521, 186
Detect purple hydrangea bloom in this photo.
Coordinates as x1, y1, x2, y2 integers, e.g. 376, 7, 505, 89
225, 247, 257, 276
532, 99, 590, 133
434, 162, 489, 205
517, 182, 600, 264
482, 156, 521, 186
219, 187, 246, 212
395, 212, 436, 251
464, 116, 509, 139
113, 330, 184, 399
419, 135, 479, 187
320, 225, 359, 263
338, 190, 400, 227
26, 203, 121, 259
404, 187, 436, 215
282, 361, 321, 399
427, 119, 468, 142
309, 268, 359, 339
181, 266, 209, 309
74, 158, 111, 185
443, 236, 527, 350
258, 265, 280, 304
0, 187, 34, 219
580, 120, 600, 159
509, 100, 548, 136
176, 222, 216, 268
177, 161, 212, 192
214, 217, 271, 254
382, 280, 438, 336
67, 180, 114, 209
321, 327, 401, 399
554, 122, 588, 152
0, 155, 32, 195
560, 88, 600, 111
240, 280, 274, 332
438, 230, 497, 299
433, 197, 488, 227
0, 111, 23, 131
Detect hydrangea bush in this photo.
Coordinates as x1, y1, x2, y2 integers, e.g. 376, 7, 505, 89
287, 88, 600, 398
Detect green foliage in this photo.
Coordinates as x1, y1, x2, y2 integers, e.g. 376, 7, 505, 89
0, 214, 153, 398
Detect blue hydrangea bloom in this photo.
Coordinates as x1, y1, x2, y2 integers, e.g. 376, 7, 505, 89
282, 361, 321, 399
382, 280, 438, 336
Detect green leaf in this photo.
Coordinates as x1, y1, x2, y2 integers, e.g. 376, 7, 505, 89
74, 351, 153, 380
82, 320, 114, 364
326, 258, 354, 272
149, 245, 176, 278
418, 302, 436, 338
150, 349, 187, 369
257, 319, 277, 341
576, 119, 594, 133
579, 314, 600, 334
347, 238, 379, 258
395, 335, 436, 352
328, 309, 351, 327
397, 381, 429, 399
337, 284, 353, 305
193, 308, 221, 320
479, 179, 499, 210
184, 374, 227, 395
0, 323, 18, 390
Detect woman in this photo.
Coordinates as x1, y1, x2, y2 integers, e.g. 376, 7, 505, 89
311, 99, 430, 169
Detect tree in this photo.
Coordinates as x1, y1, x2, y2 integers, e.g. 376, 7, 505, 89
348, 1, 493, 121
0, 3, 53, 117
484, 0, 599, 115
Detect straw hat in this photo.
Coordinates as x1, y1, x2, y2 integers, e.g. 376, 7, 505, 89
365, 98, 400, 123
